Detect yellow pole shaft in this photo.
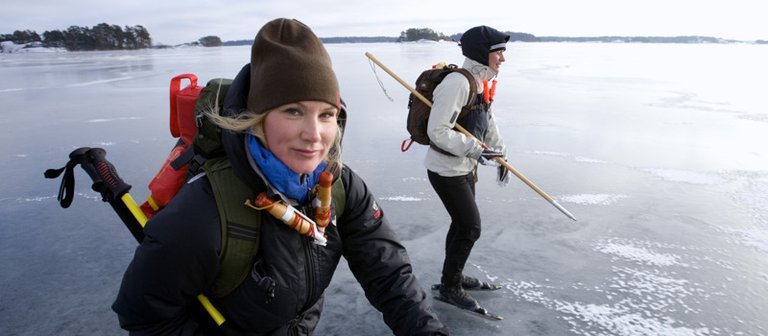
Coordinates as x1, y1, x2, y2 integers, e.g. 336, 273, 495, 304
121, 193, 148, 226
197, 294, 227, 326
119, 193, 228, 325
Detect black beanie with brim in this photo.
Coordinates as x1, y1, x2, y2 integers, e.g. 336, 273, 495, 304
459, 26, 510, 66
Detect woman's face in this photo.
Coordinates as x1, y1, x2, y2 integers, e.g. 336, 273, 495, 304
263, 101, 338, 174
488, 49, 505, 73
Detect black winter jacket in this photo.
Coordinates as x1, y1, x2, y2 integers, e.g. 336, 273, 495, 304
112, 65, 448, 335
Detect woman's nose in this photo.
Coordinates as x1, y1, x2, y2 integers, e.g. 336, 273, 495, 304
301, 117, 322, 142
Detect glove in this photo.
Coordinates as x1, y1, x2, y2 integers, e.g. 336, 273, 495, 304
496, 162, 510, 187
477, 149, 503, 166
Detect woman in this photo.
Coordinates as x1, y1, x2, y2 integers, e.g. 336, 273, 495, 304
426, 25, 510, 311
113, 18, 448, 335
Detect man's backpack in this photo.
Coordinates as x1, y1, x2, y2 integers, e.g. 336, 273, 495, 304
402, 63, 477, 151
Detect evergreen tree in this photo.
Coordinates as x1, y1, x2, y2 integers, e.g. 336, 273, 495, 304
398, 28, 450, 42
1, 30, 41, 43
133, 25, 152, 49
29, 24, 155, 51
198, 35, 222, 47
65, 25, 93, 50
42, 30, 66, 48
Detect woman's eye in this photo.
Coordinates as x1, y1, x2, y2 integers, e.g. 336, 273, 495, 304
283, 108, 302, 117
320, 111, 337, 120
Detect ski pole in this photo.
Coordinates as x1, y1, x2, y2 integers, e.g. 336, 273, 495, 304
45, 147, 227, 326
364, 52, 577, 221
83, 149, 226, 326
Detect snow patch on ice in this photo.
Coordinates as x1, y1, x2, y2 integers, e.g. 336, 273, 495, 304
19, 195, 58, 202
529, 150, 607, 164
506, 280, 711, 336
555, 300, 710, 336
738, 113, 768, 123
66, 76, 134, 87
561, 193, 628, 205
721, 177, 768, 252
575, 156, 608, 163
0, 193, 101, 204
504, 250, 721, 336
595, 239, 686, 267
86, 116, 145, 123
733, 181, 768, 210
610, 267, 708, 314
720, 227, 768, 253
379, 195, 422, 202
531, 150, 570, 158
401, 177, 427, 182
643, 168, 726, 185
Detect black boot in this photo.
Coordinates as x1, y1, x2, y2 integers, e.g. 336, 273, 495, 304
438, 283, 480, 310
461, 274, 482, 289
461, 275, 502, 290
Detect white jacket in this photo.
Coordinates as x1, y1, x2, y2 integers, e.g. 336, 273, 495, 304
424, 58, 506, 177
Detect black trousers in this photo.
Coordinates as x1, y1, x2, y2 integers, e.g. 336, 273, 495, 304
428, 170, 481, 287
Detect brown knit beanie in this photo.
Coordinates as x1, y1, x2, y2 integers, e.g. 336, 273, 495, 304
248, 18, 340, 115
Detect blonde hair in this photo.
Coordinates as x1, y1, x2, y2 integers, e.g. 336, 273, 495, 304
204, 106, 344, 175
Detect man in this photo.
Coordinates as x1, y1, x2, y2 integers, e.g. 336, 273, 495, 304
426, 25, 510, 311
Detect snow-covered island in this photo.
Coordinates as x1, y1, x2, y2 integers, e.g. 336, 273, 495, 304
0, 41, 65, 53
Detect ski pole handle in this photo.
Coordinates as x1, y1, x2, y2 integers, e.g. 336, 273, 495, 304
80, 148, 132, 201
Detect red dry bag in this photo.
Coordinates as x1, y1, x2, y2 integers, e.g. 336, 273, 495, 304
140, 74, 203, 218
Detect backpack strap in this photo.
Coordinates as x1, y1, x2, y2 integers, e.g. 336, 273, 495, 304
454, 68, 478, 117
204, 158, 347, 298
203, 156, 261, 297
330, 176, 346, 219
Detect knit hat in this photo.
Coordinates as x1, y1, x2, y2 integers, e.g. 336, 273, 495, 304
459, 26, 510, 66
248, 18, 340, 115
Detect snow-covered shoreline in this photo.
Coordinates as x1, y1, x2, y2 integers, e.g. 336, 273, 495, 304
0, 41, 66, 53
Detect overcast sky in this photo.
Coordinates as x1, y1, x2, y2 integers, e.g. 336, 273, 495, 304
2, 0, 766, 45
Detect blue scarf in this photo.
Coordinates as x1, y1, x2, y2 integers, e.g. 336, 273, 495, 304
247, 134, 326, 204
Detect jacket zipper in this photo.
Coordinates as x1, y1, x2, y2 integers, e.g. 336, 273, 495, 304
301, 228, 316, 312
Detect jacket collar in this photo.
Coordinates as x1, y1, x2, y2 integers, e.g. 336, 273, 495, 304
462, 57, 498, 87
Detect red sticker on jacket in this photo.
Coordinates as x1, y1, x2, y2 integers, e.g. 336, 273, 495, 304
372, 201, 381, 219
